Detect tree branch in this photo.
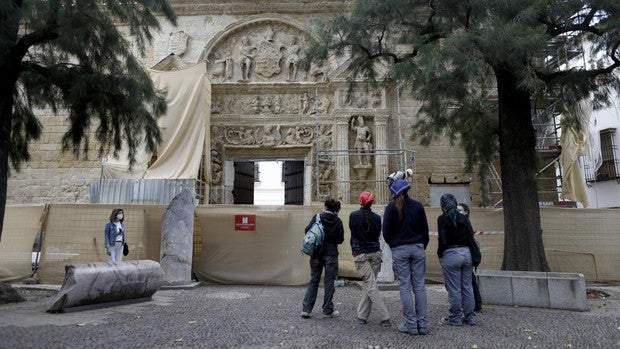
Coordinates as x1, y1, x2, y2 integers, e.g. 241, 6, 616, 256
546, 7, 603, 36
536, 60, 620, 84
14, 9, 60, 59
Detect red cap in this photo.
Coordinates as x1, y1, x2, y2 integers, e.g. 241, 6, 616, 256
359, 191, 375, 206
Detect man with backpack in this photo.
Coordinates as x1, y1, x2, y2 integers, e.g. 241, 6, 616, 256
301, 198, 344, 319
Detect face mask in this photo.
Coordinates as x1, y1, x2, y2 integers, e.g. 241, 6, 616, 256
116, 213, 124, 220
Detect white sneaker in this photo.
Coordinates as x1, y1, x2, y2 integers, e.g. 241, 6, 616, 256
301, 311, 311, 318
323, 310, 340, 318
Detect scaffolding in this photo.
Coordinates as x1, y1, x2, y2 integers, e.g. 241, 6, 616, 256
313, 85, 415, 203
484, 36, 590, 207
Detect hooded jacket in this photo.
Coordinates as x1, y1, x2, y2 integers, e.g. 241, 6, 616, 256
304, 210, 344, 257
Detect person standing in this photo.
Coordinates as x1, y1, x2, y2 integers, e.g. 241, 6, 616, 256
458, 203, 482, 312
301, 198, 344, 319
104, 207, 126, 262
349, 191, 391, 327
438, 194, 476, 326
382, 179, 430, 336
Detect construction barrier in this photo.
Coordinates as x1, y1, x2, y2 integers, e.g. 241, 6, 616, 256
0, 204, 618, 284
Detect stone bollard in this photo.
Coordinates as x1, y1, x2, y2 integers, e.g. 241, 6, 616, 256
47, 260, 164, 313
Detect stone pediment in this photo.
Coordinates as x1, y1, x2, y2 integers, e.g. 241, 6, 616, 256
327, 56, 391, 82
203, 16, 322, 84
151, 54, 190, 71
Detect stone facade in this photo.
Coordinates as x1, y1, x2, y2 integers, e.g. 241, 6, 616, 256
7, 0, 479, 207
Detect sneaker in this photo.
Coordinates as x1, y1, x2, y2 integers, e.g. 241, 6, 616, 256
440, 317, 462, 326
417, 327, 428, 335
323, 310, 340, 318
380, 319, 391, 327
356, 318, 367, 325
301, 311, 311, 319
463, 318, 476, 326
397, 323, 418, 335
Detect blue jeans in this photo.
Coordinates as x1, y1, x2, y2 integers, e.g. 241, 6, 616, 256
302, 255, 338, 315
472, 271, 482, 311
440, 247, 475, 324
391, 243, 427, 331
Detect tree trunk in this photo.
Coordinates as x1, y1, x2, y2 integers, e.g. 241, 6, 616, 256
0, 4, 20, 242
495, 66, 550, 271
0, 77, 12, 242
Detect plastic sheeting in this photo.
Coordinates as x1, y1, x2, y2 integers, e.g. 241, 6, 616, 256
560, 99, 593, 207
1, 204, 619, 284
102, 62, 211, 181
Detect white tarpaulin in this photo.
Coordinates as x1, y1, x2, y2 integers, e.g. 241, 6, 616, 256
102, 61, 211, 180
560, 99, 593, 207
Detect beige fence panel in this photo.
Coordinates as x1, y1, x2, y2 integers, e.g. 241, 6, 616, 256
0, 205, 44, 282
36, 204, 166, 284
3, 204, 619, 284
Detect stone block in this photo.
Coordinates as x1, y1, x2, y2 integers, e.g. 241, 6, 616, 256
477, 269, 513, 306
476, 270, 589, 311
512, 271, 550, 308
547, 272, 588, 311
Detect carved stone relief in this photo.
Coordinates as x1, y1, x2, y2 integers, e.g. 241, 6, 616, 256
210, 126, 225, 185
205, 21, 329, 83
315, 124, 335, 198
168, 31, 189, 56
340, 89, 385, 109
222, 125, 314, 146
210, 93, 331, 115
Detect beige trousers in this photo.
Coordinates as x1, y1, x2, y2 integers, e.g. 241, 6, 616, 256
354, 251, 390, 321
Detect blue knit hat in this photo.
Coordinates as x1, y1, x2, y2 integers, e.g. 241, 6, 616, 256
440, 193, 458, 211
390, 179, 410, 198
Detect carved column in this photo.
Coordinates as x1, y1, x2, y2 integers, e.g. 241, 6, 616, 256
374, 115, 390, 204
334, 115, 350, 203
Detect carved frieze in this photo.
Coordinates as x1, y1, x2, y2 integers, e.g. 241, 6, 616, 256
222, 125, 314, 146
340, 89, 384, 109
210, 93, 331, 115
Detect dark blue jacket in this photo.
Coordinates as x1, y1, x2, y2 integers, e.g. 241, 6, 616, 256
437, 212, 474, 258
382, 195, 429, 249
349, 208, 381, 254
305, 210, 344, 257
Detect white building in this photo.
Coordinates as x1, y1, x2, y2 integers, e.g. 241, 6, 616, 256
582, 86, 620, 208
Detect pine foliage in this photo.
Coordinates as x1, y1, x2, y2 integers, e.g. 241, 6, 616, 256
2, 0, 177, 170
306, 0, 620, 175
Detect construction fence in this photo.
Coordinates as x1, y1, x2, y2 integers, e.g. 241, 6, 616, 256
1, 204, 619, 285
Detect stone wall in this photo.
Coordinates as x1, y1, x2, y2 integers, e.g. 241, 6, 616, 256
7, 110, 101, 204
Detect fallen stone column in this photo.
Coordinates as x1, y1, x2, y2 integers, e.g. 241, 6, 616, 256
47, 260, 164, 313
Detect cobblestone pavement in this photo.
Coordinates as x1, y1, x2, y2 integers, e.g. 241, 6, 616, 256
0, 282, 618, 349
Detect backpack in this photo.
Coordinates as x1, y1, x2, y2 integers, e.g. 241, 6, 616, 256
301, 213, 324, 256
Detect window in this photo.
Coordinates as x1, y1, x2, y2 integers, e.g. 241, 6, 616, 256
596, 128, 619, 181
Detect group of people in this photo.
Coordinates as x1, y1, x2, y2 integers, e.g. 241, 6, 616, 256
301, 178, 482, 335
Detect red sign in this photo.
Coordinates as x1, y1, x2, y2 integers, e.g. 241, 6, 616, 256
234, 215, 256, 231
